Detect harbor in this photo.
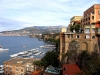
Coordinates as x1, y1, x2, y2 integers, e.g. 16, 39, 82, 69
9, 45, 56, 58
0, 36, 55, 65
10, 48, 45, 58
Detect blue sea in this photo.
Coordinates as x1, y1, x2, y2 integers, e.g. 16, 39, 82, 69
0, 36, 52, 65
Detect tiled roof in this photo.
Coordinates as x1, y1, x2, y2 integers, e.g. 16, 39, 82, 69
30, 70, 42, 75
63, 64, 81, 75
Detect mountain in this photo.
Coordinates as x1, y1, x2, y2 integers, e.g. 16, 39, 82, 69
0, 26, 67, 36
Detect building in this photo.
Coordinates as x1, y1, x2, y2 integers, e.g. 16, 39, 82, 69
59, 30, 98, 61
63, 64, 81, 75
82, 4, 100, 27
4, 58, 39, 75
59, 4, 100, 61
67, 16, 83, 32
95, 21, 100, 54
61, 27, 67, 33
70, 16, 83, 25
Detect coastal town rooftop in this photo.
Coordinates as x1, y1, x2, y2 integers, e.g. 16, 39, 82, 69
4, 58, 40, 66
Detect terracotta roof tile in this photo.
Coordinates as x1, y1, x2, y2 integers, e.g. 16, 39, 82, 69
30, 70, 42, 75
63, 64, 81, 75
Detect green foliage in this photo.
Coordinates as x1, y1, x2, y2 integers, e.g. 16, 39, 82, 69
70, 25, 74, 32
47, 38, 59, 44
77, 51, 100, 75
41, 51, 59, 68
70, 24, 80, 32
33, 60, 44, 66
75, 24, 80, 32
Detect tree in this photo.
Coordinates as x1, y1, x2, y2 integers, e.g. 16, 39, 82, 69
77, 50, 100, 75
33, 60, 44, 67
75, 24, 80, 33
41, 51, 59, 68
70, 25, 74, 32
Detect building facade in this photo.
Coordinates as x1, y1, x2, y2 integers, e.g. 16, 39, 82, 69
4, 58, 39, 75
70, 16, 83, 25
82, 4, 100, 27
59, 4, 100, 61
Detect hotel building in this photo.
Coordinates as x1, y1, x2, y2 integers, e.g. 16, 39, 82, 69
59, 4, 100, 62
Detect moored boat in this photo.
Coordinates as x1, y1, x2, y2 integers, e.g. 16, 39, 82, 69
0, 65, 4, 73
0, 46, 9, 51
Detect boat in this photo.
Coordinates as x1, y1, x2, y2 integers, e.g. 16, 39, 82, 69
45, 45, 55, 47
30, 56, 35, 58
40, 46, 56, 49
0, 65, 4, 74
0, 46, 9, 51
40, 52, 45, 56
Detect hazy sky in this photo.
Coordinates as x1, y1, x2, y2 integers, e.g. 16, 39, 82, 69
0, 0, 100, 31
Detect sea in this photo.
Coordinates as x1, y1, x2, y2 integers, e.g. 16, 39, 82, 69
0, 36, 53, 65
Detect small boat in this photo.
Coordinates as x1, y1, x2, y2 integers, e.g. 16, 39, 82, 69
40, 52, 45, 56
30, 56, 35, 58
0, 65, 4, 73
0, 46, 9, 51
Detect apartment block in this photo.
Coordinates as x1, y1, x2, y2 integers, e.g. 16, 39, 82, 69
82, 4, 100, 26
4, 58, 39, 75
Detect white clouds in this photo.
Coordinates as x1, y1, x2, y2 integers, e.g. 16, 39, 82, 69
0, 0, 100, 31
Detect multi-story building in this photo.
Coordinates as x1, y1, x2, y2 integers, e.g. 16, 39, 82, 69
59, 4, 100, 62
82, 4, 100, 26
81, 4, 100, 31
4, 58, 39, 75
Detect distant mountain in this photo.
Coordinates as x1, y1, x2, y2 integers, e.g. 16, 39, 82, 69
0, 26, 67, 36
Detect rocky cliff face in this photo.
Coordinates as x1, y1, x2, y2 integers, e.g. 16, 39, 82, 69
68, 40, 80, 51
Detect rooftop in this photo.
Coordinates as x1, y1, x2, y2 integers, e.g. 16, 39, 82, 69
63, 64, 81, 75
4, 58, 39, 66
30, 69, 43, 75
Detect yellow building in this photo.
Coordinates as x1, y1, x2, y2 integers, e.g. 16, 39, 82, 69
4, 58, 39, 75
67, 16, 83, 32
70, 16, 83, 25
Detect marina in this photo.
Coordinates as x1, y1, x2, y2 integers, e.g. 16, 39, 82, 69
0, 36, 54, 65
10, 48, 46, 58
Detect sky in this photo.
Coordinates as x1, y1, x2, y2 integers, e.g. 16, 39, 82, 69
0, 0, 100, 31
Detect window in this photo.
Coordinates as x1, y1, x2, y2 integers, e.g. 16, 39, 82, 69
92, 28, 95, 33
85, 35, 90, 39
98, 10, 100, 15
21, 69, 23, 72
98, 28, 100, 32
92, 35, 95, 39
68, 35, 69, 38
85, 28, 90, 33
76, 35, 80, 38
92, 16, 94, 20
